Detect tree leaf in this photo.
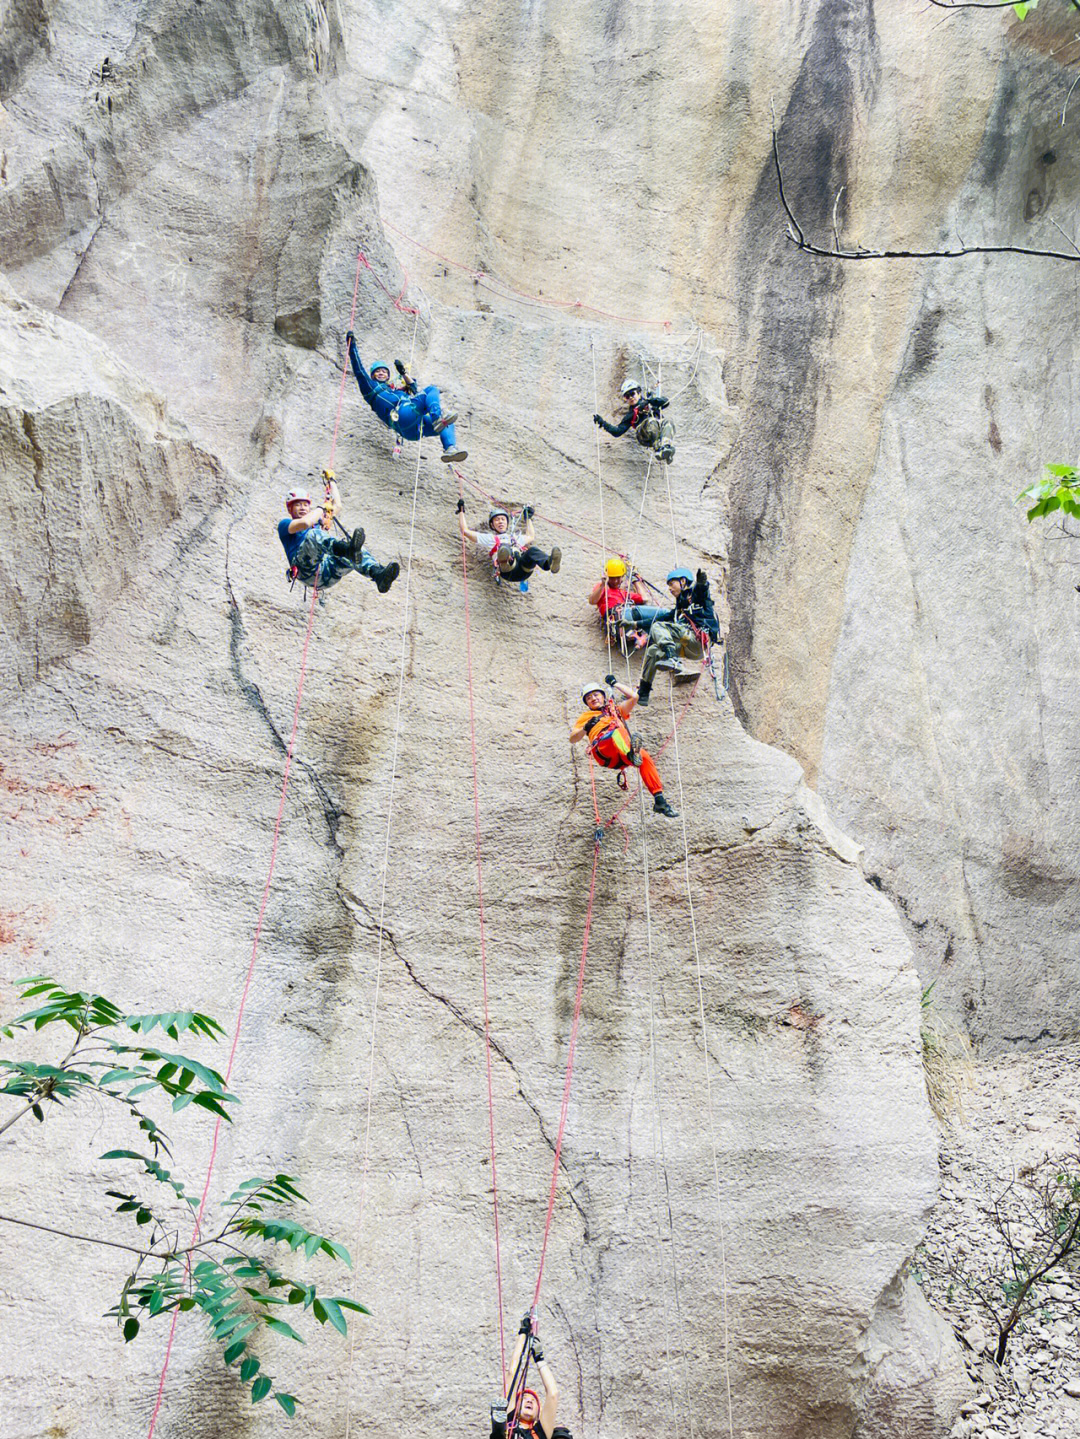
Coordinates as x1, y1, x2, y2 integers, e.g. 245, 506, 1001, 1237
240, 1357, 261, 1383
264, 1318, 305, 1344
251, 1376, 272, 1404
223, 1340, 247, 1365
123, 1318, 140, 1342
321, 1298, 348, 1336
274, 1393, 298, 1417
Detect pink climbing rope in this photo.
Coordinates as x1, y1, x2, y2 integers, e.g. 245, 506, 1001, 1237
381, 217, 673, 330
458, 474, 509, 1393
145, 575, 320, 1438
147, 245, 368, 1438
530, 834, 603, 1306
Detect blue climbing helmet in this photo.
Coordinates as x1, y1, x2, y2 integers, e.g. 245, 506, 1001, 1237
666, 567, 694, 586
370, 361, 391, 377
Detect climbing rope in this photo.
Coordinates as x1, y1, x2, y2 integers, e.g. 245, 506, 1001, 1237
659, 489, 735, 1439
145, 575, 320, 1439
381, 216, 680, 331
530, 832, 603, 1308
591, 340, 614, 675
457, 469, 509, 1393
342, 427, 426, 1439
147, 243, 373, 1439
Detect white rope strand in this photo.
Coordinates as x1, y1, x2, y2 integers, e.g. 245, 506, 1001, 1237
342, 431, 425, 1439
592, 339, 614, 675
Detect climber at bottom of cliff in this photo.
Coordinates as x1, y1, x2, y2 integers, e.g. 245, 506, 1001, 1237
491, 1314, 572, 1439
570, 678, 678, 817
278, 481, 400, 593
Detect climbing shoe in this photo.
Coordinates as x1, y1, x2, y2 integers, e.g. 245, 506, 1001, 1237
547, 546, 562, 575
658, 444, 675, 464
373, 561, 400, 594
432, 412, 458, 434
349, 527, 366, 564
630, 733, 643, 766
637, 680, 652, 707
496, 545, 515, 572
655, 644, 681, 673
653, 794, 678, 818
440, 449, 468, 464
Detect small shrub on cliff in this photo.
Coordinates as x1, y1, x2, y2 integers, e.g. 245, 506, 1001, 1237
1, 977, 365, 1417
920, 983, 973, 1120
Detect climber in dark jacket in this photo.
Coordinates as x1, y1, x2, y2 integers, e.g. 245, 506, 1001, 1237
593, 377, 675, 464
346, 332, 467, 463
636, 567, 718, 705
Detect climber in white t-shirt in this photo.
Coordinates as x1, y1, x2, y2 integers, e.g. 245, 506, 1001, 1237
456, 499, 562, 591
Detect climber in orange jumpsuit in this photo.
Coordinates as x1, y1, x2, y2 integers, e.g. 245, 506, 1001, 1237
570, 679, 677, 817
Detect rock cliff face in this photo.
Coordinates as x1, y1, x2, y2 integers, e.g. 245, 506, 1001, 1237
3, 2, 1069, 1437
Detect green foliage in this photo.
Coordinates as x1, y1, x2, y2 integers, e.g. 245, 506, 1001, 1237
1013, 1, 1038, 18
947, 1151, 1080, 1363
919, 983, 973, 1121
1, 977, 366, 1417
1017, 464, 1080, 524
105, 1173, 367, 1410
1, 977, 235, 1134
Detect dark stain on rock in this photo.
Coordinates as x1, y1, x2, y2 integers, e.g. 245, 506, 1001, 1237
722, 0, 879, 724
898, 305, 943, 386
274, 304, 321, 349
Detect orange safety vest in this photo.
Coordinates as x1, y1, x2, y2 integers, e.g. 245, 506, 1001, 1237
577, 706, 633, 768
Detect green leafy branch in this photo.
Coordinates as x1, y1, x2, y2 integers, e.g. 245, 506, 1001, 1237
0, 977, 234, 1139
1, 977, 366, 1416
104, 1174, 367, 1415
1017, 463, 1080, 526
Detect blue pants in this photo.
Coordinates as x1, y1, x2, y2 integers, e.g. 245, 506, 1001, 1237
618, 604, 665, 630
370, 386, 458, 453
293, 532, 377, 590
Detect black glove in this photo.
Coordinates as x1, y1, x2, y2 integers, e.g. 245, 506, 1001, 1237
521, 505, 535, 520
693, 568, 709, 601
345, 330, 355, 346
519, 1312, 533, 1336
605, 673, 617, 688
530, 1336, 544, 1362
592, 413, 602, 425
456, 498, 466, 513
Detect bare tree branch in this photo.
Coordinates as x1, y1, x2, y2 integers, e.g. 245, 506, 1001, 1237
772, 124, 1080, 263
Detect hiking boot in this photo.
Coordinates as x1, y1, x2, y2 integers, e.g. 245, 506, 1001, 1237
432, 411, 458, 435
373, 561, 400, 594
629, 733, 643, 766
656, 656, 685, 675
658, 444, 675, 464
547, 546, 562, 575
496, 545, 515, 572
440, 449, 468, 464
637, 680, 651, 707
349, 527, 366, 565
653, 793, 678, 818
654, 644, 681, 672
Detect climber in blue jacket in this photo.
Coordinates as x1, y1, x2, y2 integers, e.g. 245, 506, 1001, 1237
346, 332, 467, 463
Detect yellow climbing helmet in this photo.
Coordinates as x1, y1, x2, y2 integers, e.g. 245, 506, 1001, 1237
605, 557, 627, 579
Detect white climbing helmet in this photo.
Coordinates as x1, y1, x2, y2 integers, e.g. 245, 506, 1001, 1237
620, 377, 641, 396
581, 683, 608, 707
285, 488, 311, 510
